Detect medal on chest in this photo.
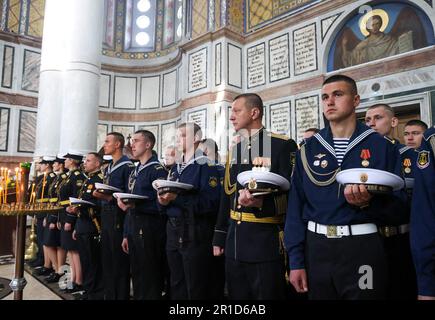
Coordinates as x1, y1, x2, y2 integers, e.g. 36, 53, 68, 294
360, 149, 371, 167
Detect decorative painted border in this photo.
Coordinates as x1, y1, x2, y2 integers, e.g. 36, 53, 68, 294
268, 33, 290, 83
162, 69, 177, 107
187, 46, 208, 93
1, 45, 14, 89
293, 22, 318, 76
246, 42, 266, 89
0, 107, 10, 151
17, 109, 37, 153
227, 43, 242, 89
139, 75, 161, 109
113, 76, 137, 110
245, 0, 318, 33
215, 42, 222, 86
320, 12, 342, 42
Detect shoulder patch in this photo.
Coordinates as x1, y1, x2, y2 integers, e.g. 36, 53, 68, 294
98, 173, 104, 179
270, 132, 289, 140
128, 163, 135, 167
61, 174, 67, 179
154, 165, 164, 170
74, 171, 81, 176
49, 172, 56, 178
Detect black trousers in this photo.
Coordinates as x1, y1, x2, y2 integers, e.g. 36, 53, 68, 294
101, 205, 130, 300
35, 215, 45, 263
305, 231, 387, 300
165, 217, 214, 300
226, 258, 286, 300
383, 233, 417, 300
76, 233, 103, 300
129, 214, 166, 300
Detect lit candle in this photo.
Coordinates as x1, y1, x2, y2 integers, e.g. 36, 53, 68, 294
15, 167, 19, 202
4, 170, 9, 203
30, 183, 35, 204
0, 186, 3, 205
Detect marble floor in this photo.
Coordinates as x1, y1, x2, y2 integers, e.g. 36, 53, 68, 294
0, 262, 62, 300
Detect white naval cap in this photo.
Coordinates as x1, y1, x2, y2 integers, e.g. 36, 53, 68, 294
63, 151, 84, 161
40, 156, 56, 164
152, 180, 194, 194
336, 168, 404, 192
237, 170, 290, 192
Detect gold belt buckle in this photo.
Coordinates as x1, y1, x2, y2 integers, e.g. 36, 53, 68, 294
380, 226, 396, 237
326, 225, 340, 238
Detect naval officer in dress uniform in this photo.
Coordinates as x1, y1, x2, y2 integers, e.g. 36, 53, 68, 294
285, 75, 408, 299
213, 93, 298, 300
68, 152, 104, 300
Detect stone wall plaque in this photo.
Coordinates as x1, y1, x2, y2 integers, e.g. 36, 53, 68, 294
112, 125, 135, 141
188, 47, 207, 93
138, 124, 160, 154
21, 50, 40, 92
1, 45, 14, 88
161, 121, 177, 157
269, 34, 290, 82
97, 124, 108, 150
247, 43, 266, 88
18, 110, 37, 153
0, 107, 10, 151
187, 108, 207, 134
269, 102, 291, 136
215, 43, 222, 86
295, 96, 319, 142
293, 23, 318, 76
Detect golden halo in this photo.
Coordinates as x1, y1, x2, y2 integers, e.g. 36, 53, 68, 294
359, 9, 389, 37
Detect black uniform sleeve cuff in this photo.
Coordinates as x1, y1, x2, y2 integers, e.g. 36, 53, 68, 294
64, 213, 77, 224
212, 230, 227, 248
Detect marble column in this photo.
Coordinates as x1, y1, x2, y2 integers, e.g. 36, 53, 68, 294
58, 0, 104, 155
33, 0, 67, 157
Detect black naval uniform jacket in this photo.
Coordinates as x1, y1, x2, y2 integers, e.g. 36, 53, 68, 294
213, 127, 298, 262
58, 168, 86, 224
47, 172, 68, 224
75, 171, 104, 235
34, 171, 57, 219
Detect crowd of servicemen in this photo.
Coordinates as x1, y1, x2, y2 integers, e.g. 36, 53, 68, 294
26, 74, 435, 300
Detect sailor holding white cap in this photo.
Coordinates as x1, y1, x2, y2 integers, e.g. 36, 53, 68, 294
93, 132, 134, 300
411, 126, 435, 300
157, 122, 221, 300
285, 75, 408, 299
